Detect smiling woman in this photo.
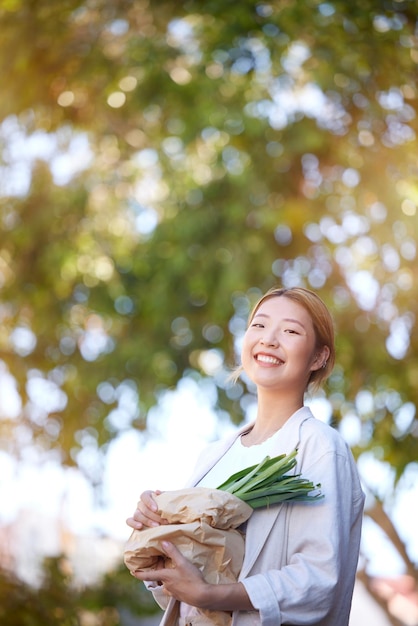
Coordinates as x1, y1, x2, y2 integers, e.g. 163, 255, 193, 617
234, 287, 334, 394
126, 286, 365, 626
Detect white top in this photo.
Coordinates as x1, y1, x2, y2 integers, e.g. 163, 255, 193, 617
197, 431, 280, 489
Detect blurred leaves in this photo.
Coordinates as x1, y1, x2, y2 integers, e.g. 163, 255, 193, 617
0, 0, 417, 488
0, 556, 161, 625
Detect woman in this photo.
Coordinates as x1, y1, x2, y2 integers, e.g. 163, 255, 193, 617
127, 287, 365, 625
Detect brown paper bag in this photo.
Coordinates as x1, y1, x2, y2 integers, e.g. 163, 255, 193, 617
124, 488, 253, 626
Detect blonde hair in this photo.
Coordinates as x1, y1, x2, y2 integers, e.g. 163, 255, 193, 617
234, 286, 335, 392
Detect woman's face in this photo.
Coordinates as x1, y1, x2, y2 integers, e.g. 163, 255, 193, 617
241, 296, 325, 393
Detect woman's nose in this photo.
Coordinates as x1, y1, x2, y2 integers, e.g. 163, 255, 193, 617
261, 334, 278, 348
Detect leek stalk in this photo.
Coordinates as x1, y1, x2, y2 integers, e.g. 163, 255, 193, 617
216, 449, 322, 509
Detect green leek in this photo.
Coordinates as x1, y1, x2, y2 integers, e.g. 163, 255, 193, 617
216, 449, 323, 509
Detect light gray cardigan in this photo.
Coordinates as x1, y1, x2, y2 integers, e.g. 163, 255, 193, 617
149, 406, 365, 626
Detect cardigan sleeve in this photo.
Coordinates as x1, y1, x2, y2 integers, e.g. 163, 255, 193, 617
143, 580, 171, 611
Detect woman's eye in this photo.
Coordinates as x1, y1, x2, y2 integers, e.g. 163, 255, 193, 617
285, 328, 298, 334
251, 323, 264, 328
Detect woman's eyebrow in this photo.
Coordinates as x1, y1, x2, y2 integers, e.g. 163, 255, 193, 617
282, 317, 306, 329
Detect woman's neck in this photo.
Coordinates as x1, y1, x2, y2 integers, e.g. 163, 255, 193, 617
241, 391, 304, 446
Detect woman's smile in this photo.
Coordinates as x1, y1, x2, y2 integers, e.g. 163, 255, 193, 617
254, 353, 284, 366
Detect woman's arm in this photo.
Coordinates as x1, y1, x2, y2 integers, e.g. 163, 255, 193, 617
132, 540, 255, 612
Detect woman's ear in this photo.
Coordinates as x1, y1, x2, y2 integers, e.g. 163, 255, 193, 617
311, 346, 330, 371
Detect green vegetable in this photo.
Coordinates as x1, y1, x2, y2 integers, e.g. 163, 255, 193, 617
216, 449, 323, 509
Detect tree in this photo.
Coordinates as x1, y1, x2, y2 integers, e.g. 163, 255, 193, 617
0, 1, 417, 620
0, 554, 161, 625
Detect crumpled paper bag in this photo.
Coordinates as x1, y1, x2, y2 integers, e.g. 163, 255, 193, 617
124, 487, 254, 626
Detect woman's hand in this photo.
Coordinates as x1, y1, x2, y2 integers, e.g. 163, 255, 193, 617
132, 541, 208, 605
126, 490, 168, 530
132, 541, 253, 612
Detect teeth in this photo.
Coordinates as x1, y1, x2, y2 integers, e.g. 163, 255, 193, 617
256, 354, 281, 364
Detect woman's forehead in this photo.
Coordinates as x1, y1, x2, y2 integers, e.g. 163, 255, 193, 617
253, 296, 310, 319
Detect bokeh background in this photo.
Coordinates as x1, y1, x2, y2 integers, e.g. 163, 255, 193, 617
1, 1, 418, 624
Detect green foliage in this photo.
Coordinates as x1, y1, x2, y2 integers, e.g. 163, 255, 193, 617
0, 556, 161, 626
0, 0, 418, 486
